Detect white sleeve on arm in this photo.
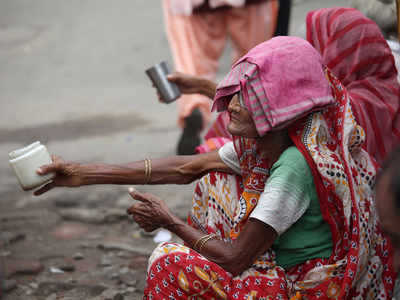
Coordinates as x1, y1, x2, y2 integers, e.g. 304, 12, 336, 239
218, 141, 242, 175
249, 166, 311, 235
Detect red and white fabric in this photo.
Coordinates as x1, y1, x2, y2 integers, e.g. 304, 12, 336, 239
306, 7, 400, 166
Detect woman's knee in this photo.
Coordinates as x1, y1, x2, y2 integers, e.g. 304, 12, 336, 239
147, 242, 191, 270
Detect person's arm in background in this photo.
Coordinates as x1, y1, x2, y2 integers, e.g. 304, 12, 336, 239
33, 150, 231, 195
167, 72, 217, 99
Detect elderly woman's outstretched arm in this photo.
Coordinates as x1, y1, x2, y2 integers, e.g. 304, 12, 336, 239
33, 151, 231, 195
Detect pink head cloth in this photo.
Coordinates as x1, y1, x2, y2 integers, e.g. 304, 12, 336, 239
213, 36, 335, 137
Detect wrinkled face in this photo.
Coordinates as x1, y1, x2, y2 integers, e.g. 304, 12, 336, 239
375, 169, 400, 271
227, 94, 259, 138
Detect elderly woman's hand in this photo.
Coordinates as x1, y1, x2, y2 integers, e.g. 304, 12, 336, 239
33, 155, 84, 196
126, 187, 174, 232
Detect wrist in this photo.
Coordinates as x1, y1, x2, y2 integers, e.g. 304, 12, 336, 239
200, 79, 217, 99
164, 213, 185, 232
72, 163, 85, 186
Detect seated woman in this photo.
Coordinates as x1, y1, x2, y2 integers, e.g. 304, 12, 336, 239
35, 37, 396, 298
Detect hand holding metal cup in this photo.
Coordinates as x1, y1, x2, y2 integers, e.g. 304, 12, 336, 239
145, 61, 181, 103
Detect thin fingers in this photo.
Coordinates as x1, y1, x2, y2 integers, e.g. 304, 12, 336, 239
143, 226, 157, 232
131, 215, 157, 232
132, 214, 150, 225
166, 74, 177, 82
127, 205, 152, 219
128, 187, 151, 203
37, 162, 61, 175
33, 181, 55, 196
126, 203, 143, 215
51, 154, 60, 162
126, 205, 135, 214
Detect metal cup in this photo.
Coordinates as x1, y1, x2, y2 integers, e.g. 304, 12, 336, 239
145, 61, 181, 103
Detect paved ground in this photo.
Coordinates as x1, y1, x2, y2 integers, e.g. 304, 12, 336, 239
0, 0, 347, 299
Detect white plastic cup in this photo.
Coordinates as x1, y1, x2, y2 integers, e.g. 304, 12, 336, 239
9, 141, 55, 190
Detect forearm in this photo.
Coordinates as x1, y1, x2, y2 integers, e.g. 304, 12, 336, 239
165, 215, 240, 272
166, 215, 265, 276
78, 155, 201, 186
198, 78, 217, 99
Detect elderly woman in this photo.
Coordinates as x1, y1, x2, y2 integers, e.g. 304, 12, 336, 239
193, 7, 400, 165
35, 37, 395, 298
